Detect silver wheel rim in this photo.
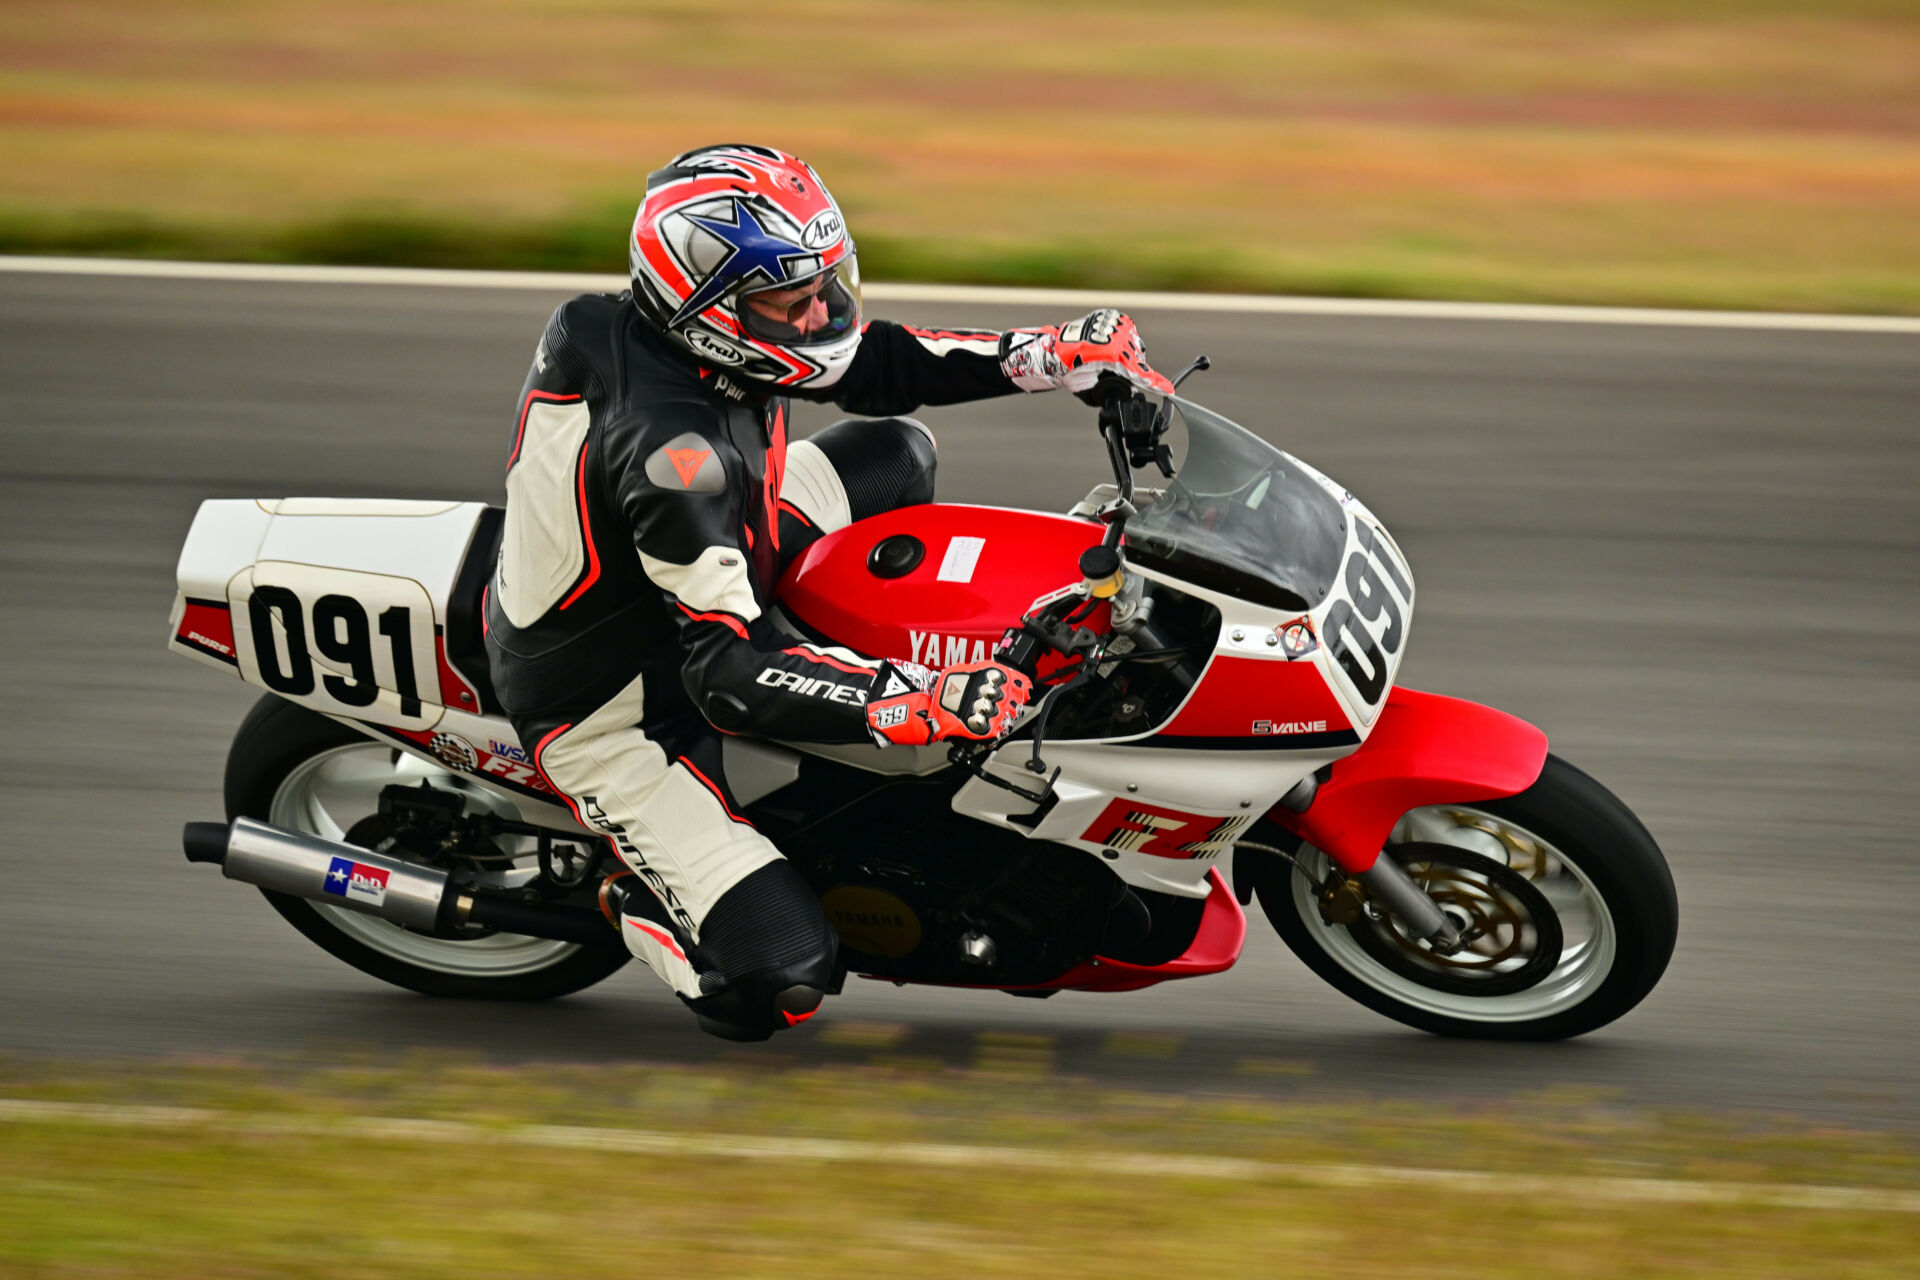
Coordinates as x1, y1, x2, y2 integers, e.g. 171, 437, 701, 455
269, 742, 582, 978
1289, 805, 1618, 1023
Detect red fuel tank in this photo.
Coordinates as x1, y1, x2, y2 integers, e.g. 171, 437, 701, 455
776, 504, 1106, 668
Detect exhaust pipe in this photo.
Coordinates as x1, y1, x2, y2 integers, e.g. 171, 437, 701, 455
182, 817, 618, 949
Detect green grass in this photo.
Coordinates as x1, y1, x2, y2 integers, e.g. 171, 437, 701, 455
11, 204, 1920, 317
1, 1056, 1915, 1278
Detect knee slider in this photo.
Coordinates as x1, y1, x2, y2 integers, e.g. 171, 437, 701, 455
684, 860, 838, 1041
686, 970, 831, 1042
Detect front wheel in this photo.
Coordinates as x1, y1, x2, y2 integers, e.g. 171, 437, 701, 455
1256, 754, 1676, 1040
225, 694, 628, 1001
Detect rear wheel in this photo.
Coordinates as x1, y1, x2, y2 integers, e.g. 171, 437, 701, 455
225, 695, 627, 1000
1256, 754, 1676, 1040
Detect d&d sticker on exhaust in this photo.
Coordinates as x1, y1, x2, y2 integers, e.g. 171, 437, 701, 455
323, 856, 390, 906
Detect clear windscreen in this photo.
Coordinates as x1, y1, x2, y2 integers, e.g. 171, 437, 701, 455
737, 254, 862, 347
1123, 399, 1350, 612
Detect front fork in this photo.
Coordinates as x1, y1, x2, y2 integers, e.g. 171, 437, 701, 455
1234, 835, 1465, 955
1350, 854, 1464, 952
1239, 688, 1548, 953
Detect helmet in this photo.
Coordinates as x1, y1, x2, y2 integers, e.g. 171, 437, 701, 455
630, 144, 862, 389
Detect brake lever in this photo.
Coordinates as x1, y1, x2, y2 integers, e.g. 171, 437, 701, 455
1021, 655, 1097, 776
1170, 353, 1211, 391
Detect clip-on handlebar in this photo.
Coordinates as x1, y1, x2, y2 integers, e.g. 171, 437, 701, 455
997, 359, 1212, 681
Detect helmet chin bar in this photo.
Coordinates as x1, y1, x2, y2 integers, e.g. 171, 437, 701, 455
635, 273, 863, 391
676, 323, 849, 390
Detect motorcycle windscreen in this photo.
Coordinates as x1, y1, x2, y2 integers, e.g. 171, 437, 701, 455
1123, 399, 1348, 613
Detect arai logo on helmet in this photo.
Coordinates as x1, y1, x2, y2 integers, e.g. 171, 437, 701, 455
801, 210, 844, 250
684, 328, 744, 365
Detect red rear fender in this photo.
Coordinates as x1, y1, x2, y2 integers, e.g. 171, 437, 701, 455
1271, 687, 1548, 874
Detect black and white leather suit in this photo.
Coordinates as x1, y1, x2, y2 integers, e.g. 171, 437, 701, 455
484, 292, 1016, 1034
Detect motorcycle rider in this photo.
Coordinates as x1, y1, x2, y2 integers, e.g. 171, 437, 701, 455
485, 143, 1172, 1040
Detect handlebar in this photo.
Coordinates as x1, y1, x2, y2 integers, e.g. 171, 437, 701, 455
1086, 358, 1207, 534
969, 359, 1214, 786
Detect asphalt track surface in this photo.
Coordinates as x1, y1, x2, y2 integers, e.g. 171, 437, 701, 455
3, 270, 1916, 1126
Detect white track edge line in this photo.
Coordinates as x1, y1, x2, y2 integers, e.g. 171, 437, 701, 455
3, 1098, 1914, 1213
3, 255, 1916, 333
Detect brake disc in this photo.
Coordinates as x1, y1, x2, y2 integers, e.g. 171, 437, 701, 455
1343, 843, 1564, 997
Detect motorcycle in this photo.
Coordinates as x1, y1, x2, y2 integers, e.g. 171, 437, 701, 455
171, 367, 1677, 1040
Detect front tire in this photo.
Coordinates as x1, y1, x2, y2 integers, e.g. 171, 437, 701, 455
1256, 754, 1676, 1040
224, 695, 627, 1001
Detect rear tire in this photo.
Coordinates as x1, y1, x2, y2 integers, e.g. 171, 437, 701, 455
224, 695, 627, 1001
1256, 754, 1676, 1040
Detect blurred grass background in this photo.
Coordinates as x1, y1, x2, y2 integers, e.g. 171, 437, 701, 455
4, 0, 1918, 312
3, 1056, 1916, 1277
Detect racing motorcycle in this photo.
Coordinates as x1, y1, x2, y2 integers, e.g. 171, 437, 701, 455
171, 368, 1677, 1041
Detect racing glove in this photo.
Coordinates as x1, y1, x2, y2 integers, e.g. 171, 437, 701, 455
999, 309, 1174, 396
866, 659, 1033, 747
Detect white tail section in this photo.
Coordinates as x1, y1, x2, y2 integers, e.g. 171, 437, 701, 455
169, 498, 490, 732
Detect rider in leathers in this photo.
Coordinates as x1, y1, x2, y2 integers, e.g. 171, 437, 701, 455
485, 144, 1172, 1039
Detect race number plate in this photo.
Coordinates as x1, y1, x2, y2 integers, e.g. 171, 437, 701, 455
1320, 521, 1414, 729
228, 560, 442, 731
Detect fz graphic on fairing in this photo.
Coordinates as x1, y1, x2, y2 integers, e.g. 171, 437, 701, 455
171, 144, 1676, 1043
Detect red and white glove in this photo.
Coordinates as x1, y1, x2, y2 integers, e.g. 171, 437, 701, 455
866, 660, 1033, 747
999, 309, 1174, 396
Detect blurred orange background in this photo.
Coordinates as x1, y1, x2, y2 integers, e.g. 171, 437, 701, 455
4, 1, 1917, 308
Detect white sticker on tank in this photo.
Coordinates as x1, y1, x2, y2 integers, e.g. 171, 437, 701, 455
936, 536, 985, 583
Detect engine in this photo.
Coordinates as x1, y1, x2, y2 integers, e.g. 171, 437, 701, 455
758, 765, 1135, 986
809, 839, 1120, 986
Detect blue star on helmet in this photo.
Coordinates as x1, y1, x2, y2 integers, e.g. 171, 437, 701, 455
670, 199, 819, 327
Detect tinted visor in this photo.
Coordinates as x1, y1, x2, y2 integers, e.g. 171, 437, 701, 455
737, 254, 861, 347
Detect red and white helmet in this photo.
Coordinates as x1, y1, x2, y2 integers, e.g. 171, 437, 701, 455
630, 144, 862, 389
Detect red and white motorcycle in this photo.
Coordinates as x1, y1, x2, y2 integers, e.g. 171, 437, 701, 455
172, 372, 1677, 1040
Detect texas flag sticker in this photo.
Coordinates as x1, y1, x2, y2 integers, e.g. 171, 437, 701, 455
324, 855, 390, 906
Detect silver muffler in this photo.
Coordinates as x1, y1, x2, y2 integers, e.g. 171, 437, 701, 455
187, 816, 452, 929
183, 817, 618, 948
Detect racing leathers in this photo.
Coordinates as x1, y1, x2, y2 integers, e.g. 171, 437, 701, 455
484, 294, 1031, 1036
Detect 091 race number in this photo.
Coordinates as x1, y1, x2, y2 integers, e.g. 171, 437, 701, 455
1321, 521, 1413, 725
230, 561, 441, 730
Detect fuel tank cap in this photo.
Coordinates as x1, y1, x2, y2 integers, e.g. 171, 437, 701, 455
867, 534, 925, 579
